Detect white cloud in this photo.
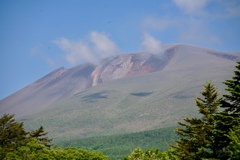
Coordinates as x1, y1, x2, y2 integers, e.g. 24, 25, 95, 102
90, 32, 118, 58
53, 32, 119, 65
141, 33, 164, 54
142, 15, 221, 47
173, 0, 240, 18
173, 0, 209, 14
53, 38, 98, 64
143, 17, 177, 31
217, 0, 240, 18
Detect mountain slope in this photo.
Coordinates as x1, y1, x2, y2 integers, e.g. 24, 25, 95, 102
18, 44, 239, 141
0, 50, 173, 118
0, 64, 95, 118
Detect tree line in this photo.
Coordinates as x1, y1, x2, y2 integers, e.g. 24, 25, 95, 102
0, 62, 239, 159
0, 114, 107, 159
57, 126, 177, 159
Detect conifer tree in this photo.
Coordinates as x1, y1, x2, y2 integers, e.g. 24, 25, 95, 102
211, 62, 240, 159
221, 62, 240, 114
29, 126, 52, 147
209, 111, 237, 159
172, 82, 221, 159
0, 114, 27, 151
227, 123, 240, 160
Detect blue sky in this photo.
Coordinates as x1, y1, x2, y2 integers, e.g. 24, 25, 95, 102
0, 0, 240, 99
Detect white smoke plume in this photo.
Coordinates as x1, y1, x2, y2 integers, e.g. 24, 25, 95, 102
141, 33, 164, 54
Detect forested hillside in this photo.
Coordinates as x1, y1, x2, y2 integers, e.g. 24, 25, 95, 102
57, 127, 177, 159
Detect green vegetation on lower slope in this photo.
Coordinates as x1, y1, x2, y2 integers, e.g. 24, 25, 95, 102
22, 64, 234, 142
56, 127, 177, 160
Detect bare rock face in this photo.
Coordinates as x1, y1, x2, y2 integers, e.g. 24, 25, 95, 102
91, 52, 173, 86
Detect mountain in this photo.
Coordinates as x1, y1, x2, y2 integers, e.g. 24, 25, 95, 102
0, 64, 95, 118
0, 46, 174, 118
0, 44, 239, 142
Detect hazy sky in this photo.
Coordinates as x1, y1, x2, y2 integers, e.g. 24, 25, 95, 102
0, 0, 240, 99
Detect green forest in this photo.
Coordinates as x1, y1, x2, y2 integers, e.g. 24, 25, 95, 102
57, 126, 177, 159
1, 62, 240, 159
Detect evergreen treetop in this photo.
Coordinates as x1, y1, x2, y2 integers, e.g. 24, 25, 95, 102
221, 62, 240, 114
29, 126, 52, 148
0, 114, 27, 152
172, 82, 222, 159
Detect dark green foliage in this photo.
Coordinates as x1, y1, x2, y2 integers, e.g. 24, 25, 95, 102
227, 123, 240, 160
0, 114, 108, 160
211, 112, 240, 159
29, 126, 52, 147
125, 148, 178, 160
0, 114, 27, 152
221, 62, 240, 114
0, 146, 6, 160
4, 138, 107, 160
172, 82, 222, 159
211, 61, 240, 159
5, 138, 54, 160
57, 127, 177, 160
